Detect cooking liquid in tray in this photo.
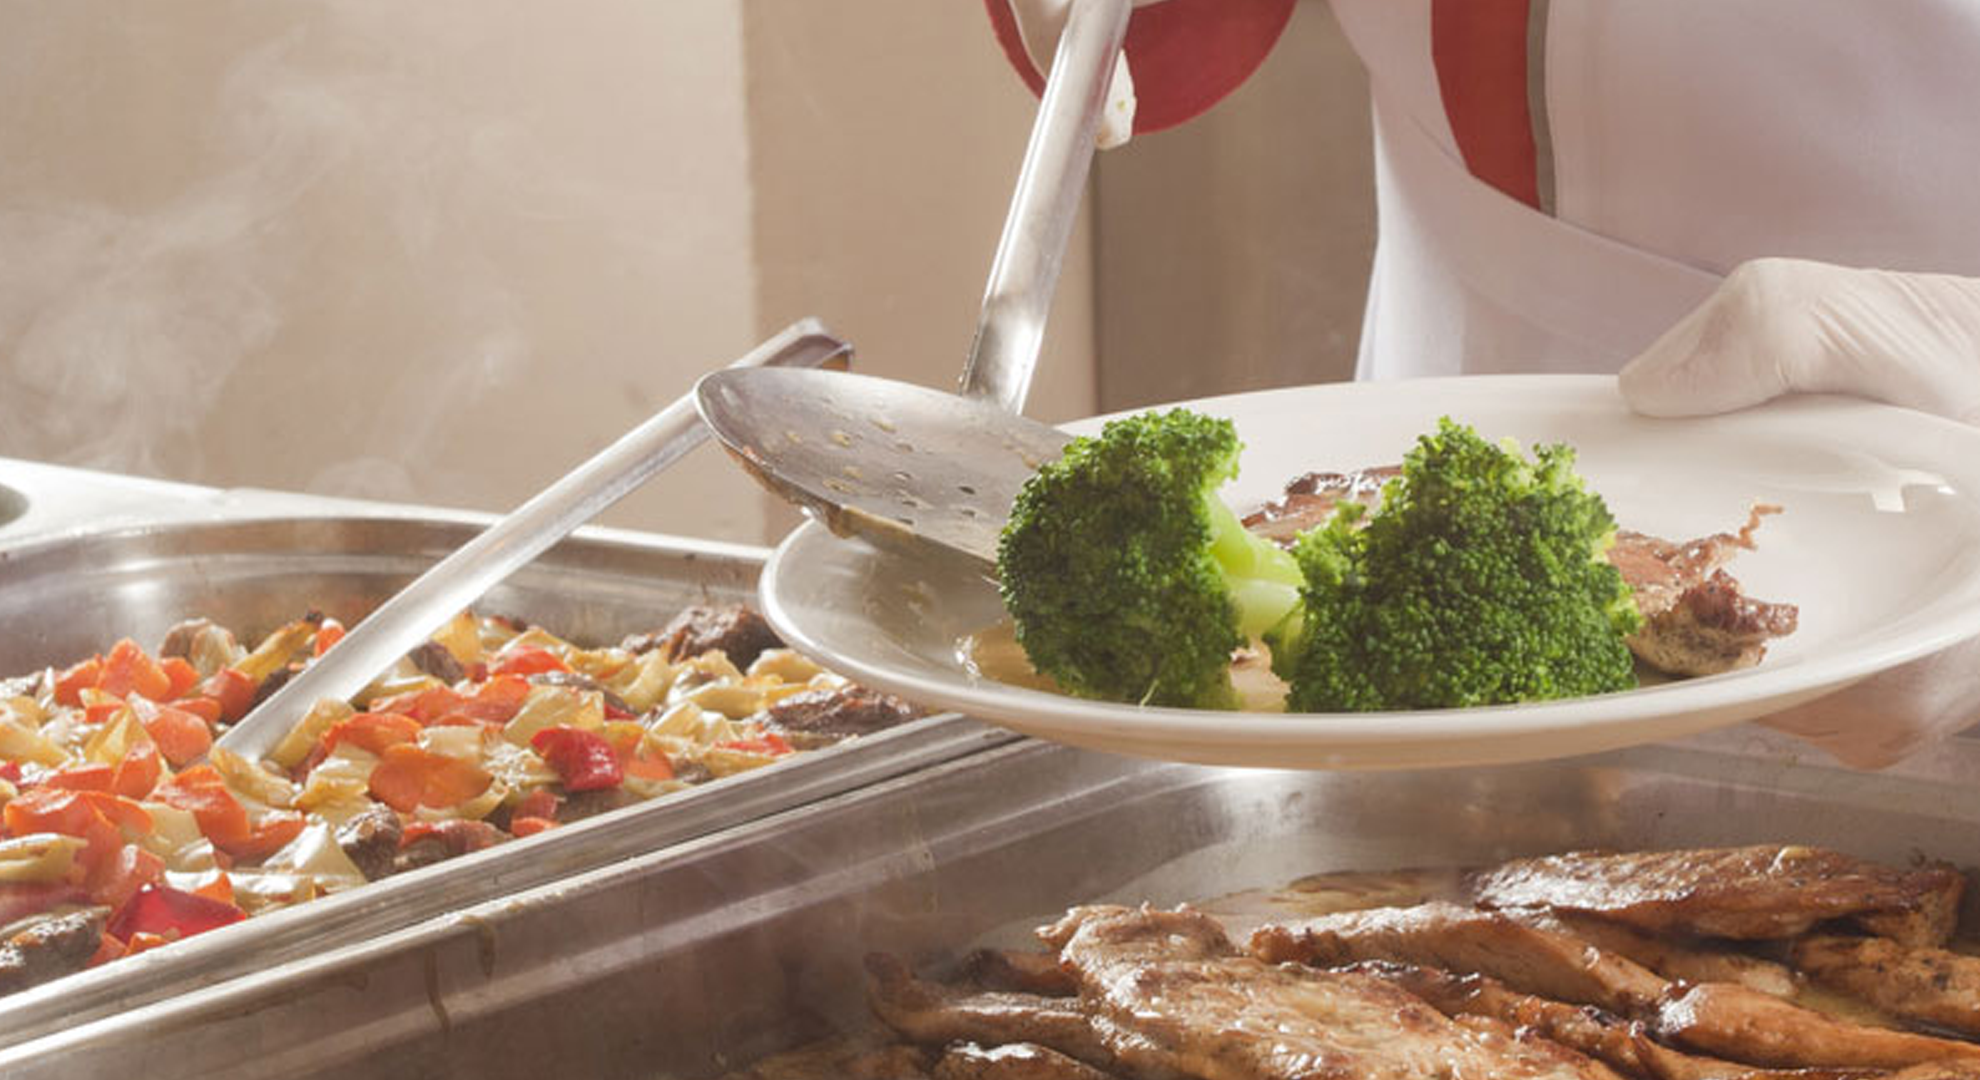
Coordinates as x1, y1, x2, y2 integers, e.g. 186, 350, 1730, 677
959, 619, 1290, 711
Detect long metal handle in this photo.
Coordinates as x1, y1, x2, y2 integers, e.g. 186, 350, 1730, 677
957, 0, 1130, 414
215, 319, 853, 763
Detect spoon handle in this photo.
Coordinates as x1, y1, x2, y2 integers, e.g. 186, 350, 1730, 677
214, 319, 852, 763
958, 0, 1130, 414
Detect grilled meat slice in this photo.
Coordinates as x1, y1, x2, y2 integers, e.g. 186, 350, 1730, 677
1792, 934, 1980, 1037
1348, 961, 1877, 1080
1248, 901, 1671, 1015
0, 907, 107, 996
623, 604, 784, 669
932, 1043, 1124, 1080
406, 640, 466, 683
961, 948, 1079, 996
866, 954, 1120, 1072
760, 685, 925, 749
1655, 982, 1980, 1069
1627, 569, 1800, 676
1043, 904, 1623, 1080
1514, 908, 1801, 998
1468, 847, 1964, 946
1607, 509, 1776, 622
1240, 467, 1399, 545
335, 803, 404, 882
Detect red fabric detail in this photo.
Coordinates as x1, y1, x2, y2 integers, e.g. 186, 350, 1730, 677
1431, 0, 1540, 209
983, 0, 1297, 135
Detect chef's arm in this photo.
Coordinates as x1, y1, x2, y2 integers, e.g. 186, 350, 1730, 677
1622, 258, 1980, 770
985, 0, 1298, 148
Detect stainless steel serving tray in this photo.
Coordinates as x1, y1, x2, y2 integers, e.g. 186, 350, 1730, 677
13, 729, 1978, 1079
0, 481, 1008, 1049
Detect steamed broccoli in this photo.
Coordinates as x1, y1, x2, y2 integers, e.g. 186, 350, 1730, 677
1265, 417, 1642, 711
996, 408, 1302, 709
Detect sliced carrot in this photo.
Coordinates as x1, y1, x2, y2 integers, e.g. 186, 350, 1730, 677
459, 675, 531, 725
121, 931, 173, 956
322, 712, 422, 757
152, 766, 250, 848
509, 816, 555, 837
88, 843, 164, 911
367, 744, 492, 813
110, 740, 162, 801
313, 618, 347, 657
132, 698, 214, 768
215, 812, 304, 863
489, 645, 568, 678
42, 763, 115, 792
173, 695, 224, 724
52, 657, 102, 707
191, 871, 234, 906
98, 639, 172, 702
79, 688, 127, 727
4, 787, 151, 841
159, 656, 200, 700
367, 685, 464, 724
199, 668, 258, 724
86, 930, 127, 968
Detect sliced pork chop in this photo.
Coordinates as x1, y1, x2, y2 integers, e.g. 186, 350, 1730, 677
1655, 982, 1980, 1069
1345, 961, 1879, 1080
1247, 901, 1671, 1015
1513, 908, 1801, 998
1042, 904, 1624, 1080
1793, 934, 1980, 1038
1468, 847, 1965, 946
931, 1042, 1124, 1080
866, 954, 1120, 1072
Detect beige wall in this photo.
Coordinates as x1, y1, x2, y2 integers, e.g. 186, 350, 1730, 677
0, 1, 1372, 542
0, 1, 1093, 544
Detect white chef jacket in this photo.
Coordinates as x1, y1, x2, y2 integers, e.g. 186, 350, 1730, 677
1328, 0, 1980, 381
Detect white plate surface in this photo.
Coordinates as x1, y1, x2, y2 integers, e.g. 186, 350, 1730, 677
761, 376, 1980, 769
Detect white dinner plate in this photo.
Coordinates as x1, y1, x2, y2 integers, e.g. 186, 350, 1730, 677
759, 376, 1980, 770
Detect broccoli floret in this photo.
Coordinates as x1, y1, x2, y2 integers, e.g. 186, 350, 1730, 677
996, 408, 1303, 709
1266, 417, 1642, 712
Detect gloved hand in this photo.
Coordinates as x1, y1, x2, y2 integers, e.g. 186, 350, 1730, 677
1619, 257, 1980, 768
984, 0, 1296, 149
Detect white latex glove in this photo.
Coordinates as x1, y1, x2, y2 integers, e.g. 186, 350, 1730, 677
1008, 0, 1164, 149
1619, 257, 1980, 768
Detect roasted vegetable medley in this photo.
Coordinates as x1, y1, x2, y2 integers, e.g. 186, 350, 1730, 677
0, 604, 919, 995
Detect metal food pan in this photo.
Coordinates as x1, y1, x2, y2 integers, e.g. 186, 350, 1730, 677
13, 729, 1978, 1079
0, 512, 1006, 1049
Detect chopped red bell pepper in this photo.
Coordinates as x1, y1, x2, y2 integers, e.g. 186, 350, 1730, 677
0, 761, 20, 784
107, 884, 245, 943
529, 726, 623, 792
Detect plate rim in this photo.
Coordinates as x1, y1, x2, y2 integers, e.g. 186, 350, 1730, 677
760, 375, 1980, 766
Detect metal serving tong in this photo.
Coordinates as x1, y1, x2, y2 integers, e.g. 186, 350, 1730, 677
214, 320, 851, 763
695, 0, 1129, 563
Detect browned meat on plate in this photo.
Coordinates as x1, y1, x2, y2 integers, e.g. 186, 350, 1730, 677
1513, 908, 1802, 998
623, 604, 784, 669
1656, 982, 1980, 1069
866, 954, 1119, 1072
0, 907, 107, 996
1241, 467, 1399, 545
1627, 570, 1801, 676
1468, 847, 1965, 946
1248, 901, 1671, 1015
1793, 934, 1980, 1037
1043, 904, 1623, 1080
932, 1043, 1124, 1080
1607, 508, 1777, 620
